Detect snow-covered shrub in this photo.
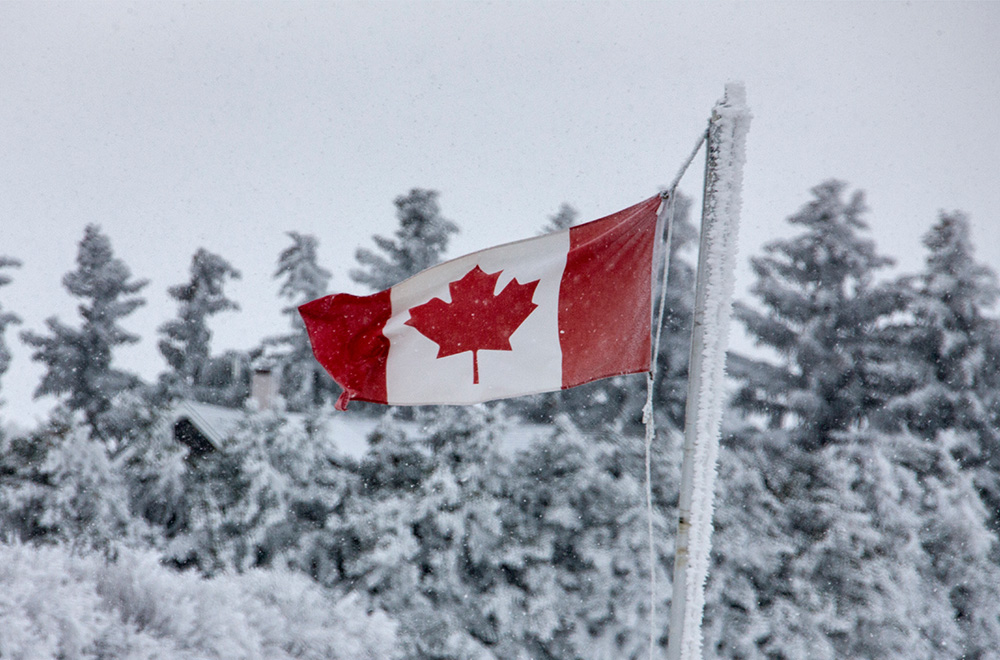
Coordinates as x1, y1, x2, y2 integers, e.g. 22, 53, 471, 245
0, 542, 110, 659
0, 541, 399, 659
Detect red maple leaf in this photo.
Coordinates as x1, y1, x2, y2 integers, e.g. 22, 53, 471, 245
405, 265, 540, 384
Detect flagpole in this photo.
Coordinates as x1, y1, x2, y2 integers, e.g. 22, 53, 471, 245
666, 83, 750, 660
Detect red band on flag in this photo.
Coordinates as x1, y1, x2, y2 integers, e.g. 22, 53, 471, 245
299, 290, 391, 409
559, 195, 660, 389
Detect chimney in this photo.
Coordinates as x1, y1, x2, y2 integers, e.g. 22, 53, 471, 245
251, 368, 277, 410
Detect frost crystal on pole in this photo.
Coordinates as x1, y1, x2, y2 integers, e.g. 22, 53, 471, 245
667, 82, 751, 660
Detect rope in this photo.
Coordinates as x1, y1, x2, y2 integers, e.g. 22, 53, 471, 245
643, 128, 707, 659
665, 129, 709, 197
643, 191, 674, 660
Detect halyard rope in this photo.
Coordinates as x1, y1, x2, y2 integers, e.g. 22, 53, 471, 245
643, 128, 708, 659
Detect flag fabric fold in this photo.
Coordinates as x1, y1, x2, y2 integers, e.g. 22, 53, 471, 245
299, 195, 663, 410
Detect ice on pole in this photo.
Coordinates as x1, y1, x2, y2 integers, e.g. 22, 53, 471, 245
666, 83, 751, 660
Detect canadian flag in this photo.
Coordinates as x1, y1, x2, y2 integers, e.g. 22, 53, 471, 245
300, 195, 664, 410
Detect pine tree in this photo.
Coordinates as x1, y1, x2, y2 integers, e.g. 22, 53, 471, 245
708, 182, 905, 655
884, 212, 1000, 437
35, 420, 141, 550
504, 416, 674, 659
0, 422, 52, 543
883, 212, 1000, 532
326, 406, 510, 659
731, 180, 909, 440
891, 428, 1000, 658
0, 406, 145, 550
0, 256, 21, 406
266, 232, 337, 411
706, 423, 1000, 659
275, 232, 331, 304
158, 248, 241, 399
163, 410, 288, 574
21, 225, 147, 440
163, 409, 350, 576
351, 189, 459, 292
116, 403, 190, 544
327, 406, 676, 659
705, 185, 1000, 657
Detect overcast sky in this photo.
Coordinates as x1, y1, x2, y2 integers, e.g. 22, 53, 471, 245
2, 1, 998, 426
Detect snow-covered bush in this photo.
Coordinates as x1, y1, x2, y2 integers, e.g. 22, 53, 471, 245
0, 541, 399, 659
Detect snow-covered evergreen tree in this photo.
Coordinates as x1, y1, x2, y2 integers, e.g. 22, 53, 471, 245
266, 232, 338, 411
0, 420, 52, 543
884, 212, 1000, 532
275, 232, 331, 303
351, 189, 459, 292
884, 212, 1000, 436
711, 182, 905, 654
326, 405, 676, 660
158, 248, 241, 400
0, 255, 21, 407
0, 407, 143, 550
35, 420, 140, 550
706, 184, 1000, 657
326, 406, 511, 659
730, 180, 909, 437
163, 412, 282, 574
888, 428, 1000, 658
504, 417, 675, 659
21, 225, 148, 441
164, 409, 350, 576
707, 422, 1000, 659
117, 405, 190, 545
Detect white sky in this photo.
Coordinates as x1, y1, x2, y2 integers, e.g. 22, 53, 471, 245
2, 1, 998, 427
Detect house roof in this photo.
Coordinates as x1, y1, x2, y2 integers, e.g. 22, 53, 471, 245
172, 400, 244, 449
170, 400, 557, 460
169, 400, 377, 459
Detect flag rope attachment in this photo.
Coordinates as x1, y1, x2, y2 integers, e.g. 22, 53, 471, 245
643, 127, 709, 660
667, 129, 709, 196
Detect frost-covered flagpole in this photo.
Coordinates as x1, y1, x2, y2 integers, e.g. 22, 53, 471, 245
666, 83, 750, 660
